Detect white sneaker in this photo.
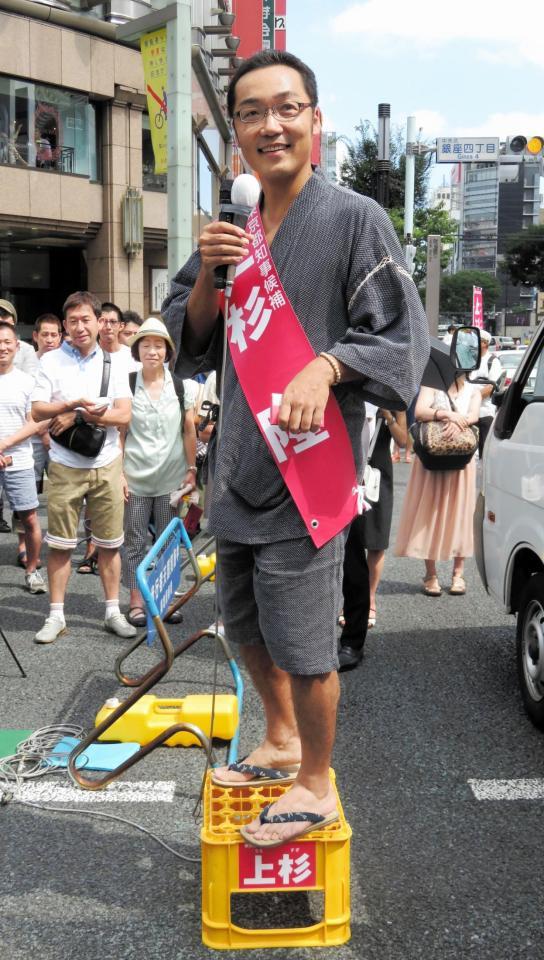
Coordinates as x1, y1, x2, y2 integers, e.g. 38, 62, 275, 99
35, 617, 66, 644
25, 570, 47, 594
104, 613, 137, 639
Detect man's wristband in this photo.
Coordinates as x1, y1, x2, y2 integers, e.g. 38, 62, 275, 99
318, 352, 342, 385
186, 465, 197, 474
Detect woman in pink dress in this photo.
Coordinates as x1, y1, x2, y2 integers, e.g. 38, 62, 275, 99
394, 375, 481, 596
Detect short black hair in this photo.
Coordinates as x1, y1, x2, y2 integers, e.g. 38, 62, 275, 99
227, 50, 318, 119
122, 310, 143, 327
34, 313, 62, 334
0, 320, 17, 338
101, 302, 124, 325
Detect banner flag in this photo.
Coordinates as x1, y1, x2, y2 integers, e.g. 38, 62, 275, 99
141, 28, 168, 175
472, 286, 484, 328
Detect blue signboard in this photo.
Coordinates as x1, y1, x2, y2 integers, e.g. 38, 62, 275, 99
136, 518, 191, 646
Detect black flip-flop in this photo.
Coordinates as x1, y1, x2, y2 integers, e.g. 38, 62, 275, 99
240, 804, 339, 848
211, 759, 300, 787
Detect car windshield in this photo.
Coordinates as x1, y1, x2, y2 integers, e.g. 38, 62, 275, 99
498, 352, 523, 371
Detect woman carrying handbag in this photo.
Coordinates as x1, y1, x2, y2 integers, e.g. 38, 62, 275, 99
394, 374, 481, 597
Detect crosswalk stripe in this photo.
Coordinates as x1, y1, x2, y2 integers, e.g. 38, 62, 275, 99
15, 780, 177, 804
469, 778, 544, 801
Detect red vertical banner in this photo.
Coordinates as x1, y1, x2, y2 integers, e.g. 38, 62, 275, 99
472, 286, 483, 328
231, 0, 264, 58
274, 0, 287, 49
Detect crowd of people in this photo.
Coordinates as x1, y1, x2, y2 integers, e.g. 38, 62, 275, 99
0, 294, 215, 644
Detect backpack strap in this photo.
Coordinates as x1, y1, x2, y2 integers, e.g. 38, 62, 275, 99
171, 374, 186, 432
128, 370, 185, 432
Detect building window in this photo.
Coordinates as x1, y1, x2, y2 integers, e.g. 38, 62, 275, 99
0, 76, 98, 177
142, 113, 166, 192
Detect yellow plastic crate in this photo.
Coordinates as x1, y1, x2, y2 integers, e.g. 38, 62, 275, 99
201, 769, 351, 949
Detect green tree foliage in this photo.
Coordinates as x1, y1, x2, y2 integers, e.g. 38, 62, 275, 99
339, 121, 430, 208
439, 270, 501, 318
388, 205, 459, 286
504, 225, 544, 290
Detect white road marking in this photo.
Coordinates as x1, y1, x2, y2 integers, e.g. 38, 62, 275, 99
15, 780, 177, 804
469, 778, 544, 801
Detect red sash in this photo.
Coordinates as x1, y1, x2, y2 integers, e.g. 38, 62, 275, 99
224, 206, 360, 548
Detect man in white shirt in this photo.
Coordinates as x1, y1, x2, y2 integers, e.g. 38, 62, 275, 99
0, 299, 39, 376
99, 301, 140, 374
469, 328, 503, 458
0, 321, 46, 594
31, 291, 137, 644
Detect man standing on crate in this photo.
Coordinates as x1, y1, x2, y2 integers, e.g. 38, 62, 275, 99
162, 51, 429, 847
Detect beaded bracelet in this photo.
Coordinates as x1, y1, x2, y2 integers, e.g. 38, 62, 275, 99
318, 351, 342, 385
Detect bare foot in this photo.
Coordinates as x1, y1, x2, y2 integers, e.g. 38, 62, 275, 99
241, 780, 337, 846
213, 738, 302, 785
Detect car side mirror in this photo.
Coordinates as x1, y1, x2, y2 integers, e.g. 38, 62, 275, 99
450, 325, 481, 372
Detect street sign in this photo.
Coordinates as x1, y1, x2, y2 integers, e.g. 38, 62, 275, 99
436, 137, 499, 163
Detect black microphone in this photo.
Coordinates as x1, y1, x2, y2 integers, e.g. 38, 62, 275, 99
214, 173, 261, 297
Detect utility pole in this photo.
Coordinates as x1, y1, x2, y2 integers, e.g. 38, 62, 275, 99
404, 115, 416, 237
376, 103, 390, 208
425, 235, 441, 336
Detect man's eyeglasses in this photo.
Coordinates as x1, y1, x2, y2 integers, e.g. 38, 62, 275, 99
234, 101, 314, 125
99, 318, 121, 326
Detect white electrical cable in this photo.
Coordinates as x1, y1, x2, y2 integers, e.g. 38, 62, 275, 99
0, 726, 200, 864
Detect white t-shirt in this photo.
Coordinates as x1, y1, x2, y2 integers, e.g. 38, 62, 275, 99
31, 343, 131, 469
13, 339, 39, 377
110, 344, 141, 375
470, 352, 502, 418
0, 368, 35, 471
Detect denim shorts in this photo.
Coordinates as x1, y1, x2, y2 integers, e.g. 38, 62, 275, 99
0, 467, 39, 512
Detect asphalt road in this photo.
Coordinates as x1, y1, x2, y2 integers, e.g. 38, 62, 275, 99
1, 463, 542, 960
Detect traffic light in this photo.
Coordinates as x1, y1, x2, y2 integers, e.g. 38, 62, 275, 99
508, 135, 544, 157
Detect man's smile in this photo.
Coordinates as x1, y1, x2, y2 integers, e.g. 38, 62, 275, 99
258, 143, 290, 154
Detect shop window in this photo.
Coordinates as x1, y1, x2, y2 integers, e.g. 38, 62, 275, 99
0, 76, 98, 177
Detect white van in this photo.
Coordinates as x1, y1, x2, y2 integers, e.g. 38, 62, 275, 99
475, 319, 544, 727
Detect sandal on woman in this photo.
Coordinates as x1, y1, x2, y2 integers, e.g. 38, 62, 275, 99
368, 607, 377, 628
77, 553, 98, 575
126, 606, 147, 627
423, 576, 442, 597
449, 575, 466, 596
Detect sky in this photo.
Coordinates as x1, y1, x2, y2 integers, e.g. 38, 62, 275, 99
287, 0, 544, 193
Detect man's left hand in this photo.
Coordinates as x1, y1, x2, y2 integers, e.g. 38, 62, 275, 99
278, 357, 335, 434
49, 411, 77, 436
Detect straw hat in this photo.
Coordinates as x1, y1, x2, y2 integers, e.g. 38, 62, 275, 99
129, 316, 175, 359
0, 299, 17, 323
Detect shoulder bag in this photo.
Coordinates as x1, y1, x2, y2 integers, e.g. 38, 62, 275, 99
52, 352, 111, 459
410, 391, 478, 471
363, 416, 383, 503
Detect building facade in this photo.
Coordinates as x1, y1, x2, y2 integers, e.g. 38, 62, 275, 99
0, 0, 246, 330
453, 148, 542, 335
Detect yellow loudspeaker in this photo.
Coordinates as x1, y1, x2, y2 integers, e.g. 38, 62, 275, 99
95, 694, 238, 747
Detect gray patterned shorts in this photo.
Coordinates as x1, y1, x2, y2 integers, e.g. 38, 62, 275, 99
216, 533, 347, 676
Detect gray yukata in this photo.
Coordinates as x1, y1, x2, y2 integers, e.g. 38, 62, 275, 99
162, 169, 429, 673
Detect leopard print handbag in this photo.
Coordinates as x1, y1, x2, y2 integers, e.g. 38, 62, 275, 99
411, 392, 479, 471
